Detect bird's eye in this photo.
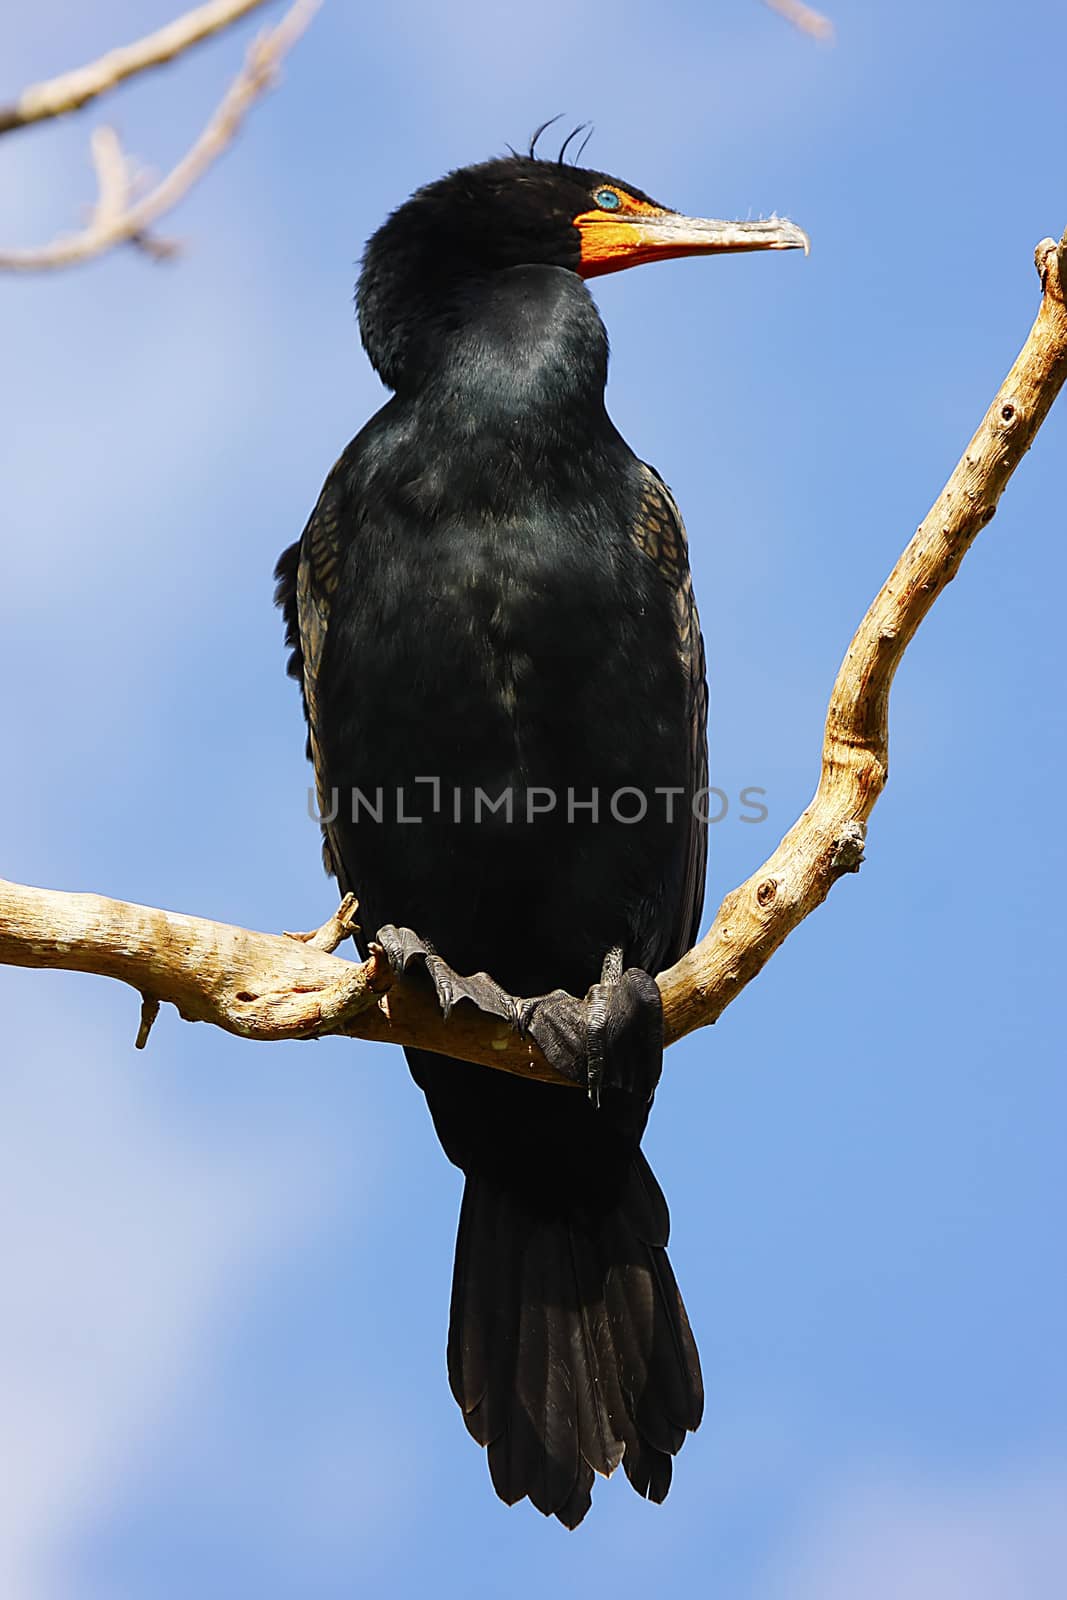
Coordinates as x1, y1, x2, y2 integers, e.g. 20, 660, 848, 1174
593, 188, 622, 211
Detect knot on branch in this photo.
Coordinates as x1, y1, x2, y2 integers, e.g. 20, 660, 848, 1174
830, 822, 866, 877
1035, 232, 1067, 304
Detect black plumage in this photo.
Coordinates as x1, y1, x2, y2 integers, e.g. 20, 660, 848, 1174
276, 153, 805, 1524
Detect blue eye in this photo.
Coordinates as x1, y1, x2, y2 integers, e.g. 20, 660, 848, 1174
594, 188, 622, 211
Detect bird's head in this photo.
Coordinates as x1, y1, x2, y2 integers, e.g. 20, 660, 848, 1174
357, 148, 808, 391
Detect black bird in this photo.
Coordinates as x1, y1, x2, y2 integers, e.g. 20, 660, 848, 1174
276, 144, 806, 1527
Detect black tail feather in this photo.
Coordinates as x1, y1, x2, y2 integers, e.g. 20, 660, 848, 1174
447, 1153, 702, 1527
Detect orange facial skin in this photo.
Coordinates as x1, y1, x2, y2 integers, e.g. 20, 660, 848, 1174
574, 190, 676, 279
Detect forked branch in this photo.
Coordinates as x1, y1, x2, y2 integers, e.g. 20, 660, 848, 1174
0, 0, 318, 271
2, 231, 1065, 1082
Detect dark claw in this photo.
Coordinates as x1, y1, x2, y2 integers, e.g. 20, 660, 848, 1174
585, 984, 610, 1108
425, 953, 456, 1019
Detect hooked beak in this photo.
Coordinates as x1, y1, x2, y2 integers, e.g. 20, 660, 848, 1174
576, 209, 810, 279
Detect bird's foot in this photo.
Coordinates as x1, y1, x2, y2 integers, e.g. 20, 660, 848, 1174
372, 927, 663, 1113
524, 947, 662, 1113
372, 924, 524, 1032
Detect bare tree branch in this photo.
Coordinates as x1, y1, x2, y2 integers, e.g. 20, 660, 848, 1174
0, 0, 276, 137
0, 0, 318, 272
1, 231, 1065, 1082
659, 228, 1067, 1040
0, 877, 570, 1081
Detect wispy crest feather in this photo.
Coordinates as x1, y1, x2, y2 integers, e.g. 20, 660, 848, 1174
522, 116, 595, 165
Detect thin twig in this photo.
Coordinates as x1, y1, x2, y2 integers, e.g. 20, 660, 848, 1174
0, 232, 1065, 1080
135, 995, 161, 1050
88, 127, 129, 228
283, 892, 361, 953
0, 0, 319, 272
0, 0, 275, 136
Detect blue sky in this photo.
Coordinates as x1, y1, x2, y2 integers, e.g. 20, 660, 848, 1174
1, 0, 1064, 1595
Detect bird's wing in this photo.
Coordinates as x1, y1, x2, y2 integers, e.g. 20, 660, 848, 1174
634, 462, 709, 961
274, 457, 354, 893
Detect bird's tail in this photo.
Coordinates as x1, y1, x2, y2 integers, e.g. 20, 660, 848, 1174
447, 1151, 703, 1528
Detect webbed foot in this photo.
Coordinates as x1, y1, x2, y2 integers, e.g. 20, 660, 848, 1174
373, 924, 522, 1030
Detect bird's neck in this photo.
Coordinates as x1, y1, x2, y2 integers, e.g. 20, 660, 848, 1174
371, 265, 611, 433
422, 272, 615, 512
438, 262, 607, 392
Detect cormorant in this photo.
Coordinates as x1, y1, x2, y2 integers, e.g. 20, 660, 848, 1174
276, 139, 806, 1527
